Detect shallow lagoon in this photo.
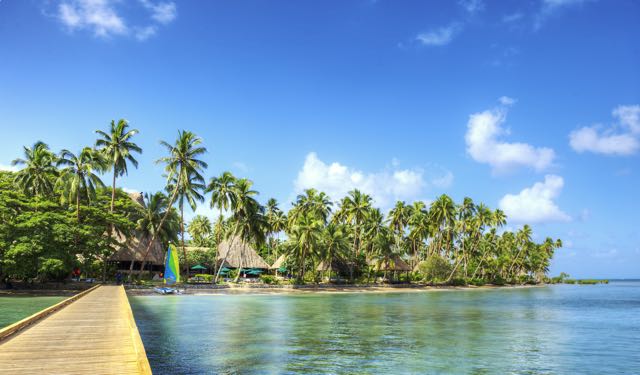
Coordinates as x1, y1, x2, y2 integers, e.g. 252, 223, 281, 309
130, 281, 640, 374
0, 296, 65, 329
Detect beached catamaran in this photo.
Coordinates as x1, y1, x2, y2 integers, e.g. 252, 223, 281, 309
155, 244, 181, 295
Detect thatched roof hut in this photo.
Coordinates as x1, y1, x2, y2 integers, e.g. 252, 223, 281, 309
270, 254, 287, 270
316, 260, 351, 273
109, 191, 164, 266
109, 230, 165, 265
368, 255, 412, 272
217, 237, 270, 269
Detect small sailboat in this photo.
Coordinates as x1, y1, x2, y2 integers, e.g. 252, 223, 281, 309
154, 244, 183, 295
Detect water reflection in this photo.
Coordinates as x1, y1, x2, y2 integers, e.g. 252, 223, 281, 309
129, 284, 640, 374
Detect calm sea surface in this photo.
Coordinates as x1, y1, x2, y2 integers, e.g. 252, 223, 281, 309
0, 296, 65, 328
129, 281, 640, 374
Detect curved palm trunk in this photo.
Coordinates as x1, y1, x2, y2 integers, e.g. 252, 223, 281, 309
180, 205, 188, 279
214, 236, 236, 283
104, 170, 117, 283
136, 187, 179, 278
234, 241, 244, 283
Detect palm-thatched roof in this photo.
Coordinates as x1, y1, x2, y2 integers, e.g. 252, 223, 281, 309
109, 191, 164, 265
270, 254, 287, 270
217, 237, 270, 269
316, 259, 351, 273
368, 255, 412, 272
109, 231, 165, 265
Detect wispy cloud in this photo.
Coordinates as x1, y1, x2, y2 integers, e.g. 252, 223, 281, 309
139, 0, 176, 25
535, 0, 591, 30
458, 0, 484, 14
416, 23, 462, 47
465, 97, 556, 173
569, 104, 640, 156
54, 0, 176, 41
502, 12, 524, 23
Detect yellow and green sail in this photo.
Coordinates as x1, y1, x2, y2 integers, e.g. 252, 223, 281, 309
164, 244, 180, 285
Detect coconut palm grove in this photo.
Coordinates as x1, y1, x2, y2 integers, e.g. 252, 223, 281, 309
1, 2, 639, 374
0, 121, 562, 286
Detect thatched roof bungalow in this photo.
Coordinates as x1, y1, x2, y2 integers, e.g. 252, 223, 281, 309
270, 254, 287, 270
217, 237, 270, 269
109, 192, 164, 271
368, 255, 412, 272
316, 260, 351, 274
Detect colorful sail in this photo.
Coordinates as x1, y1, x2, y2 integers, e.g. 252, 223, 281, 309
164, 244, 180, 285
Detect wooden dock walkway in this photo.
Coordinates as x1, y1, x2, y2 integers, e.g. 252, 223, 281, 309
0, 285, 152, 374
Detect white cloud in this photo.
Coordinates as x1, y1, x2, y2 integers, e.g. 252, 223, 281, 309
293, 153, 451, 209
416, 23, 462, 46
0, 164, 19, 172
499, 174, 571, 223
55, 0, 176, 40
58, 0, 127, 37
569, 105, 640, 156
139, 0, 177, 24
465, 98, 555, 173
458, 0, 484, 14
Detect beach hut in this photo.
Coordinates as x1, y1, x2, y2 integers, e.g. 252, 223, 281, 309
316, 260, 351, 282
368, 255, 412, 282
109, 192, 165, 273
216, 237, 270, 270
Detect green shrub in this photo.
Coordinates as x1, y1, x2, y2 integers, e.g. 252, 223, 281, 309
564, 279, 577, 284
416, 255, 452, 283
190, 274, 213, 283
449, 278, 466, 286
468, 278, 486, 286
260, 275, 277, 284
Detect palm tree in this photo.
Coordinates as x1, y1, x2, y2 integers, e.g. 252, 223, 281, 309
429, 194, 456, 257
320, 223, 350, 282
168, 170, 205, 275
95, 119, 142, 213
56, 147, 106, 221
265, 198, 286, 256
288, 213, 323, 281
388, 201, 410, 244
206, 171, 237, 243
138, 130, 207, 275
11, 141, 59, 204
289, 189, 333, 225
137, 192, 180, 272
407, 201, 429, 263
341, 189, 372, 256
188, 215, 212, 247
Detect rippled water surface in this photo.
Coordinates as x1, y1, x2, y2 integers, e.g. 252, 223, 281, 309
130, 281, 640, 374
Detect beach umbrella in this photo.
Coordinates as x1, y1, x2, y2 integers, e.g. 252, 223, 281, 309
191, 264, 207, 271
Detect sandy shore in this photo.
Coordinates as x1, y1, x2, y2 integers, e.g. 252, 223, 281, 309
125, 283, 543, 296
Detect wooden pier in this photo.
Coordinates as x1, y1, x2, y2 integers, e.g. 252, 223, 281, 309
0, 285, 152, 374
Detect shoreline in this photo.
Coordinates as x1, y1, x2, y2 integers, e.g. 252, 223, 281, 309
125, 283, 546, 296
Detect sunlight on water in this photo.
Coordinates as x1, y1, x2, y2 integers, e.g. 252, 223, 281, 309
130, 282, 640, 374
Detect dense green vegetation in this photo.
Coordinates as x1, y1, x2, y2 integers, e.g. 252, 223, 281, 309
0, 122, 563, 286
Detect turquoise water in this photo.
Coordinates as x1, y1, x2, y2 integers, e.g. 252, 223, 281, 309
0, 296, 65, 328
130, 282, 640, 374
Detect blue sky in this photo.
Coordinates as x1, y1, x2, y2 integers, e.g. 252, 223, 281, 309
0, 0, 638, 278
